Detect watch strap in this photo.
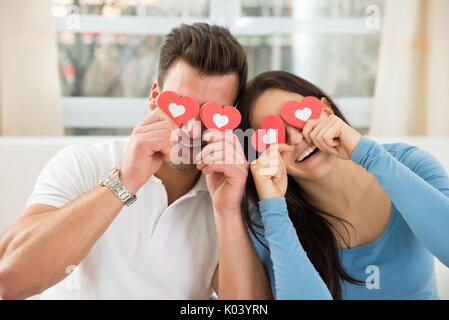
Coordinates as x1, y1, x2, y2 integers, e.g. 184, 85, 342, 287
100, 168, 136, 207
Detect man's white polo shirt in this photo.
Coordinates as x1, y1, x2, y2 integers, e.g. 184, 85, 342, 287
25, 138, 218, 299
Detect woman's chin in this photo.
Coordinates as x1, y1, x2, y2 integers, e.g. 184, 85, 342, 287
287, 149, 337, 181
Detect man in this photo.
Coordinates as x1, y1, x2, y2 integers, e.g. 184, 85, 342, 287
0, 23, 271, 299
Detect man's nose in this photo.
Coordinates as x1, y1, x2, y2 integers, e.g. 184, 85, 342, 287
180, 113, 204, 140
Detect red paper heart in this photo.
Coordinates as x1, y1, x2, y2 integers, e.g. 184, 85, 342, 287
280, 96, 322, 129
200, 102, 242, 131
157, 91, 200, 125
251, 114, 286, 152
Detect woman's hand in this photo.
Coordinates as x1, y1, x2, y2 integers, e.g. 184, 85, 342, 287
302, 108, 362, 160
250, 144, 294, 200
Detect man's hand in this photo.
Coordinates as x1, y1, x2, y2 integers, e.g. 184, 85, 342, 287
120, 108, 177, 194
196, 130, 249, 215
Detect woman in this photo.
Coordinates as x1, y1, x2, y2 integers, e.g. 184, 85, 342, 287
237, 71, 449, 299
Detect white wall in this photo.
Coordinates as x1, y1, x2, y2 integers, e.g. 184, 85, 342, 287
0, 136, 448, 299
0, 0, 63, 135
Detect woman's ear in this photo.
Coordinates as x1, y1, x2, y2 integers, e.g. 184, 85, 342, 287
149, 81, 160, 111
321, 97, 334, 116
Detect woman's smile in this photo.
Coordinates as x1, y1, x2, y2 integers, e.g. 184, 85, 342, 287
294, 144, 318, 163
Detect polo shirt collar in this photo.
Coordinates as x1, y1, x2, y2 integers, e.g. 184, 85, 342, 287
193, 173, 209, 193
150, 171, 209, 194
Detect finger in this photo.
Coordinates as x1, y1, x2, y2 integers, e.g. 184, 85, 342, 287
311, 119, 334, 153
276, 143, 295, 153
271, 167, 283, 183
319, 118, 340, 147
199, 149, 248, 174
201, 162, 247, 178
203, 130, 232, 143
312, 116, 340, 152
200, 150, 225, 165
250, 161, 260, 175
255, 155, 280, 176
257, 152, 278, 166
321, 126, 340, 155
138, 129, 175, 157
203, 130, 247, 164
277, 152, 287, 176
270, 154, 284, 182
196, 160, 208, 171
134, 120, 175, 135
198, 140, 245, 164
260, 144, 281, 161
139, 108, 176, 127
258, 145, 284, 169
275, 143, 294, 162
250, 159, 279, 180
302, 119, 321, 145
203, 130, 244, 153
308, 119, 330, 152
135, 136, 170, 156
253, 164, 278, 178
224, 148, 248, 168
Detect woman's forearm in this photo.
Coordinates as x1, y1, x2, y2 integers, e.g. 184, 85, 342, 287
259, 198, 333, 300
351, 137, 449, 266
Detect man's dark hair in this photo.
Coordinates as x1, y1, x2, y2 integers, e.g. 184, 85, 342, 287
158, 23, 248, 103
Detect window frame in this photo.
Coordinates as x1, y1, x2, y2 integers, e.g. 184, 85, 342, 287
55, 0, 380, 130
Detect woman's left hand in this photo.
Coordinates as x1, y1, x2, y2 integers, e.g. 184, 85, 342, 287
302, 107, 363, 160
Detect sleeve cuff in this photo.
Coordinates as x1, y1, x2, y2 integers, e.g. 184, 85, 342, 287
350, 136, 376, 165
258, 197, 288, 217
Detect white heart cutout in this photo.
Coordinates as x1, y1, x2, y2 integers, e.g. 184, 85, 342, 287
295, 107, 312, 121
169, 103, 185, 118
262, 128, 278, 144
212, 113, 229, 128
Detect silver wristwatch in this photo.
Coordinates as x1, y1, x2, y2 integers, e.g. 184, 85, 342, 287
100, 168, 137, 207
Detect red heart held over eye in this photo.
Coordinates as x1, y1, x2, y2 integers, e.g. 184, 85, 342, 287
280, 96, 323, 129
157, 91, 200, 125
200, 102, 242, 131
251, 114, 286, 152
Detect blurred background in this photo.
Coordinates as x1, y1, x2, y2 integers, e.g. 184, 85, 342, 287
0, 0, 448, 299
1, 0, 388, 136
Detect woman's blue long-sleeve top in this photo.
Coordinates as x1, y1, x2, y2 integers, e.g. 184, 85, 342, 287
249, 137, 449, 299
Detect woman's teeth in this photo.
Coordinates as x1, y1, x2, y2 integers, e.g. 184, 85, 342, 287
296, 146, 317, 162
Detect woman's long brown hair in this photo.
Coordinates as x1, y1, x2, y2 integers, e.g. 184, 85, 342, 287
237, 71, 364, 299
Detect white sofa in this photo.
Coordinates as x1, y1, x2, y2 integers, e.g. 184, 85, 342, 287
0, 136, 448, 299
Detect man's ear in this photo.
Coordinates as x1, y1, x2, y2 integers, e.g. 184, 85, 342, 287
321, 97, 334, 116
149, 81, 160, 111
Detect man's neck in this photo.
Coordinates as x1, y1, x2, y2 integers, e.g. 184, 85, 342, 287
154, 162, 202, 206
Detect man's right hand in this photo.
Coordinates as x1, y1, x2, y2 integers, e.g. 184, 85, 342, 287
120, 108, 177, 194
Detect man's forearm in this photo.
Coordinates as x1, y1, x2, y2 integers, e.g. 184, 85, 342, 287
214, 210, 273, 300
0, 185, 124, 299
